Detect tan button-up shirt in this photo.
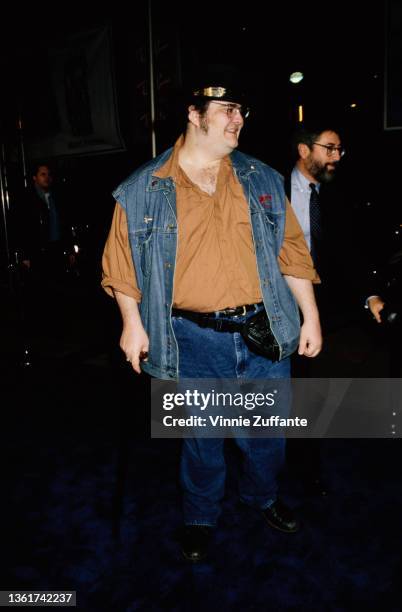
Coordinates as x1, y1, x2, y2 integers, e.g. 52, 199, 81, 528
102, 137, 319, 312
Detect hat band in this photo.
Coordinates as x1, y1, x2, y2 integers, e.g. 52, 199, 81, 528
193, 87, 227, 98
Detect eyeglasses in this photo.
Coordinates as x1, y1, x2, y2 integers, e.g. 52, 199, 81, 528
313, 142, 345, 157
210, 101, 250, 119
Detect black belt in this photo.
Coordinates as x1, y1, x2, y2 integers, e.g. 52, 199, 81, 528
171, 303, 263, 333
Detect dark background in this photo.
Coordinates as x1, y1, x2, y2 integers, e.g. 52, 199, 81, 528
0, 0, 401, 273
1, 2, 402, 610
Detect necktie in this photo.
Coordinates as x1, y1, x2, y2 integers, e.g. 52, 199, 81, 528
309, 183, 322, 265
47, 193, 61, 242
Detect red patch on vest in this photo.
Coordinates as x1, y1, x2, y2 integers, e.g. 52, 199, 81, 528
259, 194, 272, 208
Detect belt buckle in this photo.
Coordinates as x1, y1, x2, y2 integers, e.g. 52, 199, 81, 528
230, 305, 246, 317
221, 305, 247, 317
233, 305, 246, 317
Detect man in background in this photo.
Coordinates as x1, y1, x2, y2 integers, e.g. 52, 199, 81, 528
286, 123, 345, 496
15, 163, 73, 280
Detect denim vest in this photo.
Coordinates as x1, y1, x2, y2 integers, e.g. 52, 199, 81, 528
113, 148, 300, 380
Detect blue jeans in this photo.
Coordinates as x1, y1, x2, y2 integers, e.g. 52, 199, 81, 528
172, 310, 291, 526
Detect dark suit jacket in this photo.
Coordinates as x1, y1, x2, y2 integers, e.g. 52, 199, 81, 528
13, 186, 72, 262
285, 172, 366, 331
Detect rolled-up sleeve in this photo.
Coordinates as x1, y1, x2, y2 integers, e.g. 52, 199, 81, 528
278, 199, 320, 283
101, 202, 142, 301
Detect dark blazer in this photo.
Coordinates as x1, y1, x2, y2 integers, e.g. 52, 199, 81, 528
13, 186, 71, 262
285, 171, 365, 330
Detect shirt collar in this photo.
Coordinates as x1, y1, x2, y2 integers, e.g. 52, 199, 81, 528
292, 166, 320, 193
34, 184, 51, 202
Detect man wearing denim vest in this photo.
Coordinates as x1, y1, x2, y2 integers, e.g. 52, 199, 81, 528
102, 81, 322, 562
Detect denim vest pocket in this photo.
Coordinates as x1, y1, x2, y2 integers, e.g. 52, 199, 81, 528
251, 209, 283, 251
133, 231, 153, 277
261, 209, 284, 236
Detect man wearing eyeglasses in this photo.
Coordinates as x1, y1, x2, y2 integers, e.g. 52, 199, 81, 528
286, 124, 346, 496
287, 125, 344, 273
102, 78, 322, 562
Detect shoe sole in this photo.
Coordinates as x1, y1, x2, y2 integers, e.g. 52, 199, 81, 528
181, 548, 207, 562
262, 516, 300, 533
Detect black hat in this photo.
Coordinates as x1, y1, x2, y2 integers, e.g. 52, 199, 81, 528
189, 64, 249, 108
190, 83, 250, 117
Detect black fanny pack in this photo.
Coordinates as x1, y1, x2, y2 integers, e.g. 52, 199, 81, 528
172, 306, 280, 361
241, 309, 280, 362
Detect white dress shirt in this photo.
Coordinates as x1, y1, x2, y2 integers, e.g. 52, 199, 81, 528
290, 167, 320, 252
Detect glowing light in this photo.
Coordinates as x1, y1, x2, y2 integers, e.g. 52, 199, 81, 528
290, 71, 304, 84
298, 105, 303, 122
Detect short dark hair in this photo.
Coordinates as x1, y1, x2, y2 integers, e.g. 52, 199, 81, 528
167, 89, 213, 135
188, 97, 211, 117
291, 123, 341, 159
30, 162, 52, 177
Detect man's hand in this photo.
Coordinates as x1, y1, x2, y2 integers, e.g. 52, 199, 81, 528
120, 324, 149, 374
368, 296, 385, 323
283, 275, 323, 358
298, 318, 322, 357
114, 290, 149, 374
